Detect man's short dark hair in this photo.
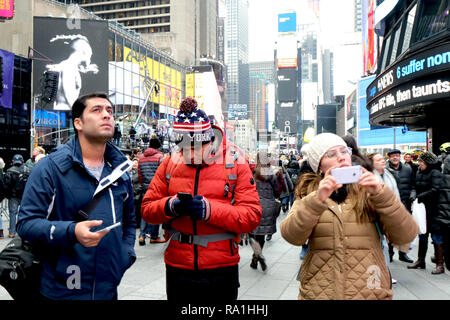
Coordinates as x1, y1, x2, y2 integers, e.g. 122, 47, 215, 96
71, 92, 114, 135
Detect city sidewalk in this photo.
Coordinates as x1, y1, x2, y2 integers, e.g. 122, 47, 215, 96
0, 210, 449, 300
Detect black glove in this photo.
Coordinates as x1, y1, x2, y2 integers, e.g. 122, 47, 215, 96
165, 195, 211, 221
184, 195, 211, 221
165, 196, 184, 217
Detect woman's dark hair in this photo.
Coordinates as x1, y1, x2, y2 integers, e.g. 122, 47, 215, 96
71, 92, 114, 135
342, 134, 373, 171
254, 152, 272, 182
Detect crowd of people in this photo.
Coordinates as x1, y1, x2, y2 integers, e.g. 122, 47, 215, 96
0, 93, 448, 301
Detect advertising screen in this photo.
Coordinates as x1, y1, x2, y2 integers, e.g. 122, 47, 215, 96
277, 68, 298, 102
277, 36, 298, 68
0, 49, 14, 109
33, 17, 109, 111
0, 0, 14, 19
278, 13, 296, 33
228, 104, 248, 120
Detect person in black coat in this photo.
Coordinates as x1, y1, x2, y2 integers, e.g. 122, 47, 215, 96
408, 151, 445, 274
386, 149, 416, 263
404, 152, 419, 176
387, 149, 416, 213
249, 152, 281, 271
437, 148, 450, 271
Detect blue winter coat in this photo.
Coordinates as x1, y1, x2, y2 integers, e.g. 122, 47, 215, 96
17, 137, 136, 300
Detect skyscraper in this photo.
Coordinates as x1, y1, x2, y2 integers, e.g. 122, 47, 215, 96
225, 0, 249, 109
62, 0, 218, 66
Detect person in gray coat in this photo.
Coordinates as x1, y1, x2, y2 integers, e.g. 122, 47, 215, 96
249, 152, 281, 271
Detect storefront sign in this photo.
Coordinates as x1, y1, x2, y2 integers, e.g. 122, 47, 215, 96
34, 110, 66, 128
368, 75, 450, 117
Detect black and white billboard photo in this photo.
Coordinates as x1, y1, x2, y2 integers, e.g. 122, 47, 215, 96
33, 17, 108, 111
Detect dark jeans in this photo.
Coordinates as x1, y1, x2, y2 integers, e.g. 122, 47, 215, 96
166, 264, 239, 301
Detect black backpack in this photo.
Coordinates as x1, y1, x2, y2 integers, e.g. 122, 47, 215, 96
4, 166, 29, 199
0, 238, 42, 300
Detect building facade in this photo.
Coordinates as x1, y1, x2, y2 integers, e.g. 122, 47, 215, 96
366, 0, 447, 153
61, 0, 218, 66
225, 0, 249, 109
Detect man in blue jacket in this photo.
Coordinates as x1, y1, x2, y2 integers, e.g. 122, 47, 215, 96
17, 92, 136, 300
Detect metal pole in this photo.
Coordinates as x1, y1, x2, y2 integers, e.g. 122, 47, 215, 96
393, 127, 396, 149
134, 81, 157, 128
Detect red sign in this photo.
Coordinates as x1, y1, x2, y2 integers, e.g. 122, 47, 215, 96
0, 0, 14, 19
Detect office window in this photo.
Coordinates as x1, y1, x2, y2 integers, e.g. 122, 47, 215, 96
389, 24, 402, 65
400, 4, 417, 55
413, 0, 449, 43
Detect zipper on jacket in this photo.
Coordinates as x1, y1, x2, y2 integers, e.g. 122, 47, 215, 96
193, 166, 201, 271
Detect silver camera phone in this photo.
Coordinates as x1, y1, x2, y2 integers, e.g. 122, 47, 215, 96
331, 165, 362, 184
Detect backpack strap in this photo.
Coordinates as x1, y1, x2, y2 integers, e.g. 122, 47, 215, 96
164, 224, 236, 248
76, 159, 132, 221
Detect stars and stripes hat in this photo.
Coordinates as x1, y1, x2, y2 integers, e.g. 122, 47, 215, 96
173, 97, 214, 145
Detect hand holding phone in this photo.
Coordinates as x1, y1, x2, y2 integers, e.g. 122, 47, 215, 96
96, 222, 121, 233
331, 165, 362, 185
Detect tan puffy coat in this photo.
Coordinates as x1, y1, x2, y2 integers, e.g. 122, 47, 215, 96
281, 185, 418, 300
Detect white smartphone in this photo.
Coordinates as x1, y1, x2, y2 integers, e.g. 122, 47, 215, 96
331, 165, 362, 185
96, 222, 121, 233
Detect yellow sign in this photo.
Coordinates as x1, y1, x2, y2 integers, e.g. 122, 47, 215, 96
123, 46, 183, 109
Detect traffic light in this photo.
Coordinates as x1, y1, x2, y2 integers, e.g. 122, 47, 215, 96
0, 56, 3, 96
41, 70, 59, 104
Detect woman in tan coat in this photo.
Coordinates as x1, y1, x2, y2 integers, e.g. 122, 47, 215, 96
281, 133, 418, 300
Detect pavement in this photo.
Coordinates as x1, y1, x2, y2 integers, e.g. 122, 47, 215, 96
0, 209, 449, 300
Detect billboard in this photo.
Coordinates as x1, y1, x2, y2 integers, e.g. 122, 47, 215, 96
362, 0, 377, 75
277, 36, 298, 68
276, 105, 298, 135
0, 0, 14, 19
278, 13, 296, 33
228, 104, 248, 120
277, 68, 298, 102
34, 110, 66, 128
33, 17, 109, 111
0, 49, 14, 109
121, 45, 182, 110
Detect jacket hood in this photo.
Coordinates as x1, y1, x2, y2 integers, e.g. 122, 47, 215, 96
144, 147, 159, 157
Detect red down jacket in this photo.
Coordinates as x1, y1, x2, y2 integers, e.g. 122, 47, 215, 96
141, 128, 262, 270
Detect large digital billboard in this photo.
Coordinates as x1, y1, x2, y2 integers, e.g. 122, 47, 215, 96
0, 0, 14, 19
277, 68, 298, 102
0, 49, 14, 109
276, 36, 298, 68
278, 13, 296, 33
228, 104, 248, 120
33, 17, 109, 111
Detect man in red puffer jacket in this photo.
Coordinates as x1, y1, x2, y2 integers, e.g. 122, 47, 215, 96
141, 98, 261, 301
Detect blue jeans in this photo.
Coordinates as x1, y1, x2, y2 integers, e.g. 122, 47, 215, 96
139, 220, 160, 240
8, 197, 20, 235
419, 233, 443, 245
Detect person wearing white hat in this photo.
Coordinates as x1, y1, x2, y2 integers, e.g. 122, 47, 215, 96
281, 133, 418, 300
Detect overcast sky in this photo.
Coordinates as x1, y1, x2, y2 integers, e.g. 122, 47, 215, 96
248, 0, 363, 94
248, 0, 358, 62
